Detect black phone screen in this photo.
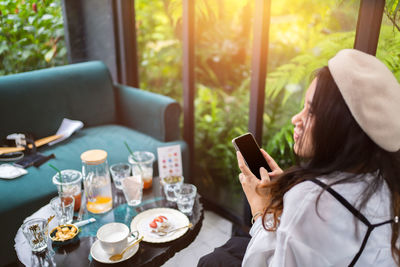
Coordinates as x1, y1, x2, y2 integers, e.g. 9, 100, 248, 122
233, 133, 272, 179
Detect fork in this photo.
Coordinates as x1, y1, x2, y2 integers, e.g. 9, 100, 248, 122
154, 223, 193, 236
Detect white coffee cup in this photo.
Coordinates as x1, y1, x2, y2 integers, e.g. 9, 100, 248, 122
96, 223, 138, 255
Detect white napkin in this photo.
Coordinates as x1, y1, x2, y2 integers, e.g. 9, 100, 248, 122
0, 164, 28, 179
48, 118, 84, 146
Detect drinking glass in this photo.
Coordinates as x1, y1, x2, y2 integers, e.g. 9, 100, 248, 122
174, 184, 197, 214
110, 163, 131, 190
121, 175, 143, 206
52, 169, 82, 211
128, 151, 155, 189
50, 195, 75, 225
161, 175, 184, 202
22, 218, 48, 252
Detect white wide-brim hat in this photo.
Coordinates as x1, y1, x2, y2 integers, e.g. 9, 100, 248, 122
328, 49, 400, 152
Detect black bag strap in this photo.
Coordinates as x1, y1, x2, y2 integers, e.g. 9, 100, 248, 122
309, 178, 394, 267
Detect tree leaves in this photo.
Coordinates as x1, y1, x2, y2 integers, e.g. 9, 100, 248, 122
385, 0, 400, 32
0, 0, 67, 75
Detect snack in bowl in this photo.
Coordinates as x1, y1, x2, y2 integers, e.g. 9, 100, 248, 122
149, 216, 171, 234
49, 224, 79, 245
163, 176, 183, 184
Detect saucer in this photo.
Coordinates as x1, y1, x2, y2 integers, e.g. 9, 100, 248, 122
90, 239, 139, 264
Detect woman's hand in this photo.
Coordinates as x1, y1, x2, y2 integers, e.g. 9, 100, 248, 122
237, 149, 282, 216
260, 149, 283, 178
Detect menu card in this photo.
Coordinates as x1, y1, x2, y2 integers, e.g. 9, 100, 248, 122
157, 145, 182, 178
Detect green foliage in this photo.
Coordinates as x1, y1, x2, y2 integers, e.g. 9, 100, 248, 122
0, 0, 67, 76
194, 83, 249, 202
135, 0, 183, 100
385, 0, 400, 31
136, 0, 254, 97
377, 26, 400, 81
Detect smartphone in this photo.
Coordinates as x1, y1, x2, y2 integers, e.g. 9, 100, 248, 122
232, 133, 272, 179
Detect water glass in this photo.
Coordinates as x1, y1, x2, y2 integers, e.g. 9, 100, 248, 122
161, 175, 184, 202
50, 195, 75, 225
128, 151, 155, 189
174, 184, 197, 214
121, 175, 143, 206
52, 169, 82, 211
110, 163, 131, 190
22, 218, 48, 252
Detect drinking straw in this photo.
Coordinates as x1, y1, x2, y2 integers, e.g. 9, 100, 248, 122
124, 141, 143, 172
124, 141, 135, 157
48, 164, 66, 216
49, 164, 63, 193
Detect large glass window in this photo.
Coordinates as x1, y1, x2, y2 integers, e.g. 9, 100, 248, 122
135, 0, 363, 218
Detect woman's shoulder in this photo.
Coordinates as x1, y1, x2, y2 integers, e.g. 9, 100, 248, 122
283, 177, 322, 204
283, 171, 391, 223
277, 173, 394, 266
285, 171, 388, 200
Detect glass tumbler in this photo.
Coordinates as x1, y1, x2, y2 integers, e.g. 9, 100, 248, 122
22, 218, 49, 252
121, 175, 143, 206
128, 151, 155, 189
174, 184, 197, 215
161, 175, 184, 202
50, 195, 75, 225
110, 163, 131, 190
52, 169, 82, 211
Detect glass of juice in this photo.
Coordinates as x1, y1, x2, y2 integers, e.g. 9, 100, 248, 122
128, 151, 155, 189
52, 169, 82, 211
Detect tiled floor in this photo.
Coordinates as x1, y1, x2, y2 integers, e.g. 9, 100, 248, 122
161, 210, 232, 266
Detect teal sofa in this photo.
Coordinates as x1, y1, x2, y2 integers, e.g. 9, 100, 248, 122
0, 61, 189, 264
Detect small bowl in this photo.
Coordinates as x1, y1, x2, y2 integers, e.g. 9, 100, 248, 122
161, 175, 184, 185
49, 224, 80, 246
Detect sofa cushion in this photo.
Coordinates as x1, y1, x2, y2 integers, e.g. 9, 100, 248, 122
0, 61, 116, 139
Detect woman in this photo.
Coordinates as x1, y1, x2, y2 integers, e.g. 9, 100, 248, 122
199, 49, 400, 266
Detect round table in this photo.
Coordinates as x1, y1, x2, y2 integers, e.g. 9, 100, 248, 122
15, 177, 204, 267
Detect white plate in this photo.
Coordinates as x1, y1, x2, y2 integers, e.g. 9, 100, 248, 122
90, 238, 139, 264
130, 208, 189, 243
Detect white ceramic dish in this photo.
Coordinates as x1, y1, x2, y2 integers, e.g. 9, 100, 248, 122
130, 208, 189, 243
90, 237, 139, 264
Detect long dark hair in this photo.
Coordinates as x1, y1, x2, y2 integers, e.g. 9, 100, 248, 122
263, 66, 400, 263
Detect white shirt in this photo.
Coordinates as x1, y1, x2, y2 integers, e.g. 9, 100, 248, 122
242, 172, 396, 266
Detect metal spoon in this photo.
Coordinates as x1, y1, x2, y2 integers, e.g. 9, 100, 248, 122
46, 215, 55, 226
154, 223, 193, 236
109, 236, 144, 262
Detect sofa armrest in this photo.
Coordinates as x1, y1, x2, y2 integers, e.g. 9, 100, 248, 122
114, 84, 181, 142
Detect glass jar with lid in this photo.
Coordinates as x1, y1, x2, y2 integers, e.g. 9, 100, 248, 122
81, 149, 113, 214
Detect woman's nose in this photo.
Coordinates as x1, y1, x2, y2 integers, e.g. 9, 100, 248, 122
292, 112, 301, 126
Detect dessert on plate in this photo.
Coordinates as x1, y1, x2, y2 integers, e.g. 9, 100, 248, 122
149, 215, 171, 234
